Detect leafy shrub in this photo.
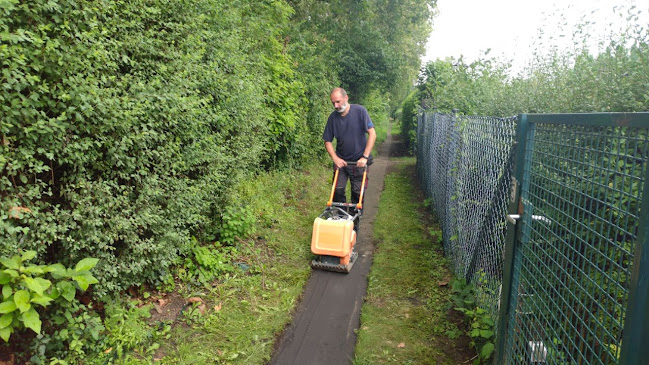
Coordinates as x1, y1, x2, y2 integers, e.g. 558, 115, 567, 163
0, 251, 102, 363
400, 90, 420, 151
1, 0, 434, 302
218, 206, 256, 246
0, 0, 331, 298
450, 278, 495, 364
180, 238, 236, 285
0, 251, 98, 342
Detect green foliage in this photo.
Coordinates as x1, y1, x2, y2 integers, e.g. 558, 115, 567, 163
288, 0, 435, 106
359, 89, 391, 147
0, 251, 98, 342
218, 206, 256, 246
0, 0, 338, 299
180, 239, 236, 285
0, 251, 102, 363
415, 4, 648, 119
98, 300, 171, 362
29, 301, 105, 364
400, 90, 420, 151
2, 0, 435, 300
451, 278, 495, 364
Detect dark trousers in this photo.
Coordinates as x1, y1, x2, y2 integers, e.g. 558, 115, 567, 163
333, 165, 369, 205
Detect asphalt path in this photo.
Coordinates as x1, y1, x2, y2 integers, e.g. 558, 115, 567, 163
269, 132, 393, 365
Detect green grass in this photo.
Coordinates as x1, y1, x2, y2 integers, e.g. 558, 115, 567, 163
163, 166, 332, 364
101, 165, 333, 364
353, 158, 466, 365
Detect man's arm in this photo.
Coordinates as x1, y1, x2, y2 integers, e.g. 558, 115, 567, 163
357, 128, 376, 167
325, 141, 347, 168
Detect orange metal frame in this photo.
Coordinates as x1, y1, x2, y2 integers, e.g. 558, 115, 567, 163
326, 165, 368, 209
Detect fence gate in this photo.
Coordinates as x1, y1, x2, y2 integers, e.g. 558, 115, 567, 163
496, 113, 649, 364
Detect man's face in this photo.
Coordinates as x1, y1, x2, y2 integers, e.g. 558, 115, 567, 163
330, 91, 349, 113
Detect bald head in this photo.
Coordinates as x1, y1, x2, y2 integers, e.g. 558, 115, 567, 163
330, 87, 347, 98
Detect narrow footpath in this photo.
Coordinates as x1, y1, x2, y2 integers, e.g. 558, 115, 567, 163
269, 130, 395, 365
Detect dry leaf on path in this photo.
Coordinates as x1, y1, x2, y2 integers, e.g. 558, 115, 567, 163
397, 342, 406, 348
214, 302, 223, 311
198, 304, 207, 314
188, 297, 202, 303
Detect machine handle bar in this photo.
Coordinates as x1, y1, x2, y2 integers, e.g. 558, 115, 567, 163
326, 161, 368, 209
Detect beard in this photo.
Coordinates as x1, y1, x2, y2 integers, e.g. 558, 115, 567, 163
336, 103, 349, 113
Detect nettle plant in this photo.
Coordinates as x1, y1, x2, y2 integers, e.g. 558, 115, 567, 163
0, 250, 98, 341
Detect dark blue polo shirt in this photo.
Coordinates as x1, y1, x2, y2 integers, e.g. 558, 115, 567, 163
322, 104, 374, 161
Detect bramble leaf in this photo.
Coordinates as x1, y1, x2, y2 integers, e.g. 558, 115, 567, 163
0, 313, 13, 329
30, 293, 54, 307
75, 258, 99, 273
46, 263, 67, 279
0, 273, 10, 285
22, 307, 41, 334
21, 251, 37, 262
73, 273, 99, 291
481, 342, 495, 359
13, 290, 30, 313
0, 257, 19, 270
2, 285, 11, 300
0, 327, 12, 342
0, 300, 17, 314
24, 277, 51, 295
59, 281, 76, 302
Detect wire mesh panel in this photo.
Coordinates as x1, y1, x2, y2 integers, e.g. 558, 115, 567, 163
417, 111, 517, 322
503, 117, 649, 364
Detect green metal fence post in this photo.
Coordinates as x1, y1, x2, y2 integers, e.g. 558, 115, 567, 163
619, 161, 649, 364
495, 114, 529, 364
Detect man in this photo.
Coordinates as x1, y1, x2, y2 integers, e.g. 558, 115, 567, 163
323, 87, 376, 206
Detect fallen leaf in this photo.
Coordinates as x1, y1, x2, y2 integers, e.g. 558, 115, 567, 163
158, 298, 168, 307
214, 302, 222, 312
104, 347, 113, 354
187, 297, 203, 304
8, 206, 31, 219
438, 280, 449, 287
397, 342, 406, 348
198, 304, 207, 314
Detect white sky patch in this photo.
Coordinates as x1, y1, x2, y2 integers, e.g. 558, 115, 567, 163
423, 0, 649, 72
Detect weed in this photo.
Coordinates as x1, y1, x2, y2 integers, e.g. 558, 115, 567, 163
450, 278, 495, 364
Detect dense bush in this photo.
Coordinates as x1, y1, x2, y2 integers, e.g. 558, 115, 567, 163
1, 0, 301, 298
1, 0, 434, 300
400, 90, 420, 150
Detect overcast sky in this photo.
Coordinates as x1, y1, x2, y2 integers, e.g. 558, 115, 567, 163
423, 0, 649, 72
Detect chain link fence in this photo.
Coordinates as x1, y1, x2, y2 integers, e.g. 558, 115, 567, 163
416, 111, 517, 321
417, 111, 649, 364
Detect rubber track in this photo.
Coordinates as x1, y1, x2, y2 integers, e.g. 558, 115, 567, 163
270, 133, 392, 365
311, 251, 358, 273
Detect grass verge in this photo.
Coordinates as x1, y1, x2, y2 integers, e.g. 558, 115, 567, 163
91, 164, 332, 364
353, 158, 473, 364
156, 165, 332, 364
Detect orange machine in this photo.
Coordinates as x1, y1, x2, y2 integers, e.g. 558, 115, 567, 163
311, 163, 367, 273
